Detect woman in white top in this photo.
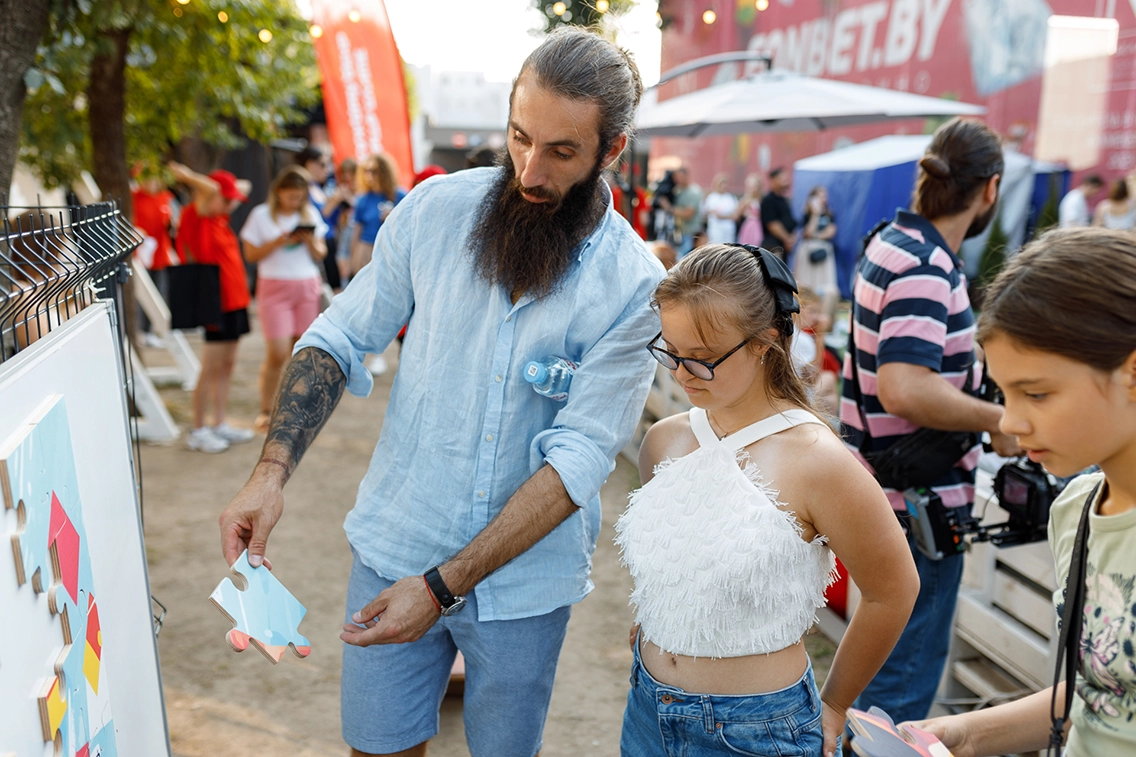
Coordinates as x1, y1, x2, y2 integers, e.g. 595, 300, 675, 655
616, 244, 918, 757
239, 165, 327, 431
1093, 179, 1136, 231
701, 173, 739, 244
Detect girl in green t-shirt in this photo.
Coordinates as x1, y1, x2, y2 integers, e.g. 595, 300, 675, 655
911, 227, 1136, 757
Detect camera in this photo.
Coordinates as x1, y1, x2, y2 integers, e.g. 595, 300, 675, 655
897, 368, 1070, 560
903, 487, 975, 561
987, 458, 1062, 546
903, 459, 1066, 561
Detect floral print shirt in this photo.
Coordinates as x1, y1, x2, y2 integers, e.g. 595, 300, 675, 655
1051, 472, 1136, 756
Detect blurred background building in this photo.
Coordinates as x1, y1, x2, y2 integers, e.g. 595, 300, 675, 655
652, 0, 1131, 190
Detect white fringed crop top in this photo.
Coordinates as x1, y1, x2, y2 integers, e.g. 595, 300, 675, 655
615, 407, 837, 658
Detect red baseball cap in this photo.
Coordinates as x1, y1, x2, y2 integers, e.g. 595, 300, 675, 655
413, 164, 447, 188
209, 169, 249, 202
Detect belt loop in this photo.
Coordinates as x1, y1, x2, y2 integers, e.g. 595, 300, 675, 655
701, 695, 714, 733
630, 631, 640, 687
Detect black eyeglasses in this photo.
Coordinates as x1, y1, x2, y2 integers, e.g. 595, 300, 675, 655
646, 332, 749, 380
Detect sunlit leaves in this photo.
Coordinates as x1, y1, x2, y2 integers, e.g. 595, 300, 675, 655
20, 0, 319, 187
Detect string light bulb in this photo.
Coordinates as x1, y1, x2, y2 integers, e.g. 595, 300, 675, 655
552, 2, 566, 15
348, 9, 361, 22
309, 24, 323, 38
703, 9, 716, 24
756, 0, 769, 9
217, 11, 228, 22
596, 0, 609, 11
258, 28, 273, 43
176, 0, 190, 4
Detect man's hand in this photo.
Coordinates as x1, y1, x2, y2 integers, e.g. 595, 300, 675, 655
989, 429, 1024, 458
903, 716, 975, 757
219, 469, 284, 568
340, 575, 441, 646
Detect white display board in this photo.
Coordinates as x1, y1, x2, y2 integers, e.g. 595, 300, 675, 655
0, 303, 171, 756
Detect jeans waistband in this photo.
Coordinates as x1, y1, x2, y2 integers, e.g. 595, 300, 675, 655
632, 631, 818, 718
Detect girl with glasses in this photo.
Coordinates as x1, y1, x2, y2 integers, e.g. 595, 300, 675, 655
615, 243, 919, 757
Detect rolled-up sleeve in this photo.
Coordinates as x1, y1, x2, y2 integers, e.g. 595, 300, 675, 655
530, 272, 661, 507
295, 195, 417, 397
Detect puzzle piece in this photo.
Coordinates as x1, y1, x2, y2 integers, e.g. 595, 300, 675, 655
210, 550, 311, 663
848, 707, 953, 757
84, 594, 103, 694
37, 662, 68, 742
2, 397, 118, 756
1, 397, 58, 593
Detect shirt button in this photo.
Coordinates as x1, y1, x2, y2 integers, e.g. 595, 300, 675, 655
495, 375, 502, 382
478, 491, 486, 498
485, 434, 494, 442
505, 315, 512, 322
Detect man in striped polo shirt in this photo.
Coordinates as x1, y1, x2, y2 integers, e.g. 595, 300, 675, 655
841, 118, 1023, 727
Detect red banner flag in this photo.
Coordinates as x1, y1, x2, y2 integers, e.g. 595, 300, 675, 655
311, 0, 414, 187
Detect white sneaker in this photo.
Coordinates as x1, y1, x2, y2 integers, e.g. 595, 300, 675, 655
143, 332, 164, 349
213, 422, 256, 444
187, 427, 229, 453
366, 354, 388, 375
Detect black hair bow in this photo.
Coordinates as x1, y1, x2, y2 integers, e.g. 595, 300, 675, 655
732, 244, 799, 336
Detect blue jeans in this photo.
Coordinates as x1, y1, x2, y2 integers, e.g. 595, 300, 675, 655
621, 634, 824, 756
675, 233, 695, 259
341, 552, 571, 756
851, 528, 965, 725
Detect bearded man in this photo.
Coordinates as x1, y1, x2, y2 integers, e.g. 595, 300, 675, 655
840, 117, 1023, 729
218, 28, 663, 757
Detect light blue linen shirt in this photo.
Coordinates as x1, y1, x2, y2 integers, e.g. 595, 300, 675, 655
295, 167, 665, 621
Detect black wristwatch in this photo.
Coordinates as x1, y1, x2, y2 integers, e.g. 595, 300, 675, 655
424, 566, 467, 616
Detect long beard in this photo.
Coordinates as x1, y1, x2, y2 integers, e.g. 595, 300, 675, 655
468, 151, 606, 300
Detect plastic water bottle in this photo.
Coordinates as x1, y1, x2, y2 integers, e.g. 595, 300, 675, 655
523, 357, 577, 401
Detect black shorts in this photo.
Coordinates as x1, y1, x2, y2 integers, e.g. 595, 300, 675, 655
204, 308, 250, 342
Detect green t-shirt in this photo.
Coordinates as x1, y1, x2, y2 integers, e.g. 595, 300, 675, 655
673, 185, 703, 236
1049, 471, 1136, 756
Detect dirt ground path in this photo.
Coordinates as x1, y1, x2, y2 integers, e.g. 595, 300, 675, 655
141, 321, 833, 757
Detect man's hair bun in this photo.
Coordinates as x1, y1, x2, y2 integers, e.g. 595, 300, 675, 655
919, 155, 951, 180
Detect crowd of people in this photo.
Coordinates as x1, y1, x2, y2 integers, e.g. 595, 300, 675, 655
100, 24, 1136, 757
1059, 172, 1136, 230
639, 162, 843, 416
125, 141, 424, 451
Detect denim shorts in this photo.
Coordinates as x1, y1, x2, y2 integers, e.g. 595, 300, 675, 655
621, 635, 824, 757
341, 551, 571, 756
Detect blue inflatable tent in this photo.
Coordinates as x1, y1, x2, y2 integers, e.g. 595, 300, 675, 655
792, 135, 1067, 298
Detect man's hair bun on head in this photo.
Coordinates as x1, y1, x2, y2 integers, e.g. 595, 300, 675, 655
919, 155, 952, 180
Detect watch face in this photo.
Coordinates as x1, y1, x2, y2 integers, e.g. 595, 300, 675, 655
440, 596, 467, 616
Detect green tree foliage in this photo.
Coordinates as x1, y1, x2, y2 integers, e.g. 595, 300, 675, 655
1034, 174, 1062, 236
532, 0, 640, 33
973, 211, 1009, 309
20, 0, 319, 192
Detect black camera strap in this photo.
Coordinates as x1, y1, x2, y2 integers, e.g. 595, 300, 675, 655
1048, 480, 1103, 756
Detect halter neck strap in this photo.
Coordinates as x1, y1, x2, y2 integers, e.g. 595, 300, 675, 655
689, 407, 826, 451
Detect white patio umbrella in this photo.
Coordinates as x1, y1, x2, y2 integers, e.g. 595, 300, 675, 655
636, 68, 986, 137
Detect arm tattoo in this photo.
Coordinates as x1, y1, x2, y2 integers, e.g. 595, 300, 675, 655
262, 347, 347, 478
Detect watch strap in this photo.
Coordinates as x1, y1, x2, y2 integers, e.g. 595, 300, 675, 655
424, 566, 458, 609
422, 575, 442, 612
